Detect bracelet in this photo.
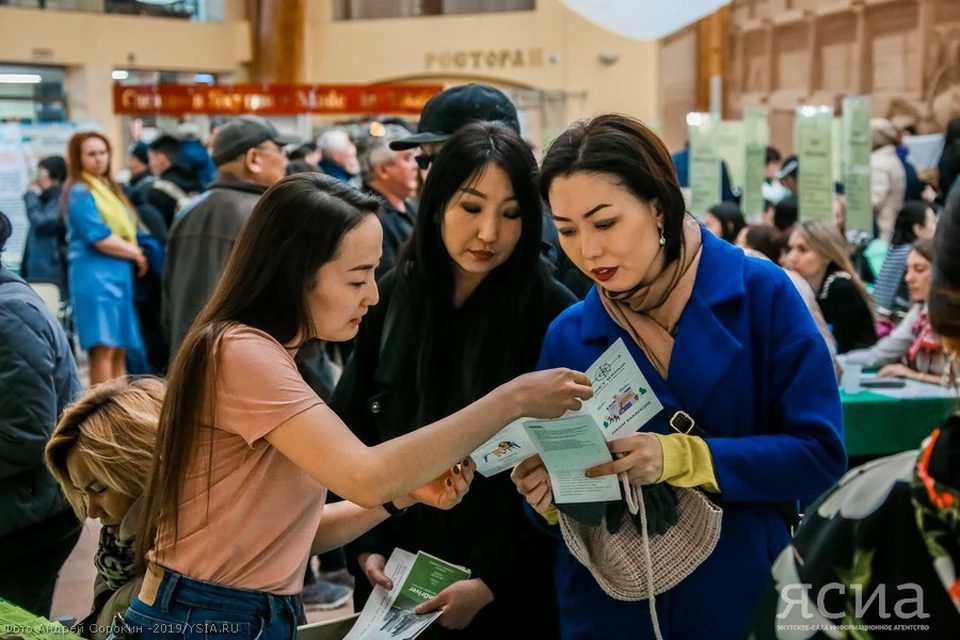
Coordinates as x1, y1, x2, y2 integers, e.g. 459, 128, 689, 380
382, 501, 408, 517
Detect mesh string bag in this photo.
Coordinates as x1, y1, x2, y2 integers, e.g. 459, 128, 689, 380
558, 474, 723, 640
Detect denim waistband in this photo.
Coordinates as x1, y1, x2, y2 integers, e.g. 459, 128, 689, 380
152, 568, 301, 623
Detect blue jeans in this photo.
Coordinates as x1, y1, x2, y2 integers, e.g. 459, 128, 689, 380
121, 570, 302, 640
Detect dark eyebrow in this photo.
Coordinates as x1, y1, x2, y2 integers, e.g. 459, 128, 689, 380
552, 203, 612, 222
348, 264, 376, 272
460, 187, 487, 198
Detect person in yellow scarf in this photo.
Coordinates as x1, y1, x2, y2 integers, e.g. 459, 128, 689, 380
510, 114, 846, 640
64, 132, 146, 385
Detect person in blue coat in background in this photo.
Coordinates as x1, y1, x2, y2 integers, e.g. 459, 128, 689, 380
64, 132, 146, 385
511, 114, 847, 640
22, 155, 68, 295
671, 141, 736, 204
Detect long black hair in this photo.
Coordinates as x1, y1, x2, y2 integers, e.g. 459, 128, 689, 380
137, 173, 381, 562
396, 121, 551, 425
708, 202, 746, 243
891, 201, 931, 247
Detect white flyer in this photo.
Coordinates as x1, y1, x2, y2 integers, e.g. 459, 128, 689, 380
583, 338, 664, 441
523, 414, 622, 504
470, 418, 537, 478
469, 338, 663, 477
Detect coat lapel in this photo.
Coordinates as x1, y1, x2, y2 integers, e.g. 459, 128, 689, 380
580, 230, 748, 418
668, 290, 743, 417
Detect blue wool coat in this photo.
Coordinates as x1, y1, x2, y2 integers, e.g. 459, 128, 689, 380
534, 230, 847, 640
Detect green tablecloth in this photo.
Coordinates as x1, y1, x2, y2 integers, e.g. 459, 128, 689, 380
842, 389, 956, 457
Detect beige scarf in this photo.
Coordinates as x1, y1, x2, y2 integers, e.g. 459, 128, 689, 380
599, 215, 703, 378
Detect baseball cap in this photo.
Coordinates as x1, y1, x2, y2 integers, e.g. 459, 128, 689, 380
777, 155, 799, 181
130, 142, 149, 165
390, 84, 520, 151
211, 115, 300, 167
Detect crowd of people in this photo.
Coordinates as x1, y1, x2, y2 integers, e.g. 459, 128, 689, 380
1, 82, 959, 639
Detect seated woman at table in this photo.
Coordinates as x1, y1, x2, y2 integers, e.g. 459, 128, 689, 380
784, 220, 877, 354
746, 176, 960, 640
43, 377, 163, 640
840, 238, 953, 385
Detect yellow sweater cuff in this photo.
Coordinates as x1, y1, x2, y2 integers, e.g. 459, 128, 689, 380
541, 505, 560, 526
653, 433, 720, 493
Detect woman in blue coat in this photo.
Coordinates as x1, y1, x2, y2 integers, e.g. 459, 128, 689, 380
64, 132, 146, 385
511, 114, 847, 640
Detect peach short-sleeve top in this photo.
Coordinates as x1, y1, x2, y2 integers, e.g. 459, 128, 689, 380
150, 326, 326, 595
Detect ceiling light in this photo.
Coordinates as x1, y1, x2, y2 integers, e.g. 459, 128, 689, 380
0, 74, 42, 84
112, 70, 130, 81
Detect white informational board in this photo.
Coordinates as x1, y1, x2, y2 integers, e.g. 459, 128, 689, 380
903, 134, 944, 171
0, 124, 30, 272
0, 122, 99, 272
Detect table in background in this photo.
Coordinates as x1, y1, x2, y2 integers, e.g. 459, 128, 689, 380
842, 379, 957, 458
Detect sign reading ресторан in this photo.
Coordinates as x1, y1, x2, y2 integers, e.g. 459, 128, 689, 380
112, 83, 443, 116
425, 48, 545, 71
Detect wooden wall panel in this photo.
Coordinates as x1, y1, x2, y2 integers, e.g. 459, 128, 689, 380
660, 26, 699, 150
248, 0, 305, 83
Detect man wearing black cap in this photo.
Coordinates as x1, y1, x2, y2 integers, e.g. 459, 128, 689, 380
163, 115, 296, 358
389, 83, 521, 171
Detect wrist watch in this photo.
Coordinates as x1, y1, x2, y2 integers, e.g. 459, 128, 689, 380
382, 501, 408, 517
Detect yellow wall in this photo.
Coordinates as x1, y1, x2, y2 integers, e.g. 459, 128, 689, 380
0, 1, 662, 152
0, 5, 249, 166
0, 6, 247, 72
307, 0, 660, 127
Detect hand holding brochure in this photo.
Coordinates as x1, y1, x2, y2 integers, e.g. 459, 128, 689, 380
470, 339, 664, 498
344, 549, 470, 640
523, 414, 622, 503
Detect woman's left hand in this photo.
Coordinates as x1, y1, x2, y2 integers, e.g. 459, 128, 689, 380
406, 459, 474, 510
585, 433, 663, 485
878, 363, 914, 380
414, 579, 494, 630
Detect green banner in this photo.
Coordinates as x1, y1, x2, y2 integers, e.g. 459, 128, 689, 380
687, 112, 722, 215
742, 109, 769, 220
832, 117, 843, 183
842, 96, 873, 233
795, 106, 835, 222
719, 120, 745, 189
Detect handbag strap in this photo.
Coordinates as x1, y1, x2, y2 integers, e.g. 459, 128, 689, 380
624, 476, 664, 640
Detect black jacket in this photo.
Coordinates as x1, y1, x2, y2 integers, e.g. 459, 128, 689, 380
146, 165, 204, 229
0, 267, 81, 539
162, 177, 268, 359
364, 186, 417, 282
330, 269, 575, 639
817, 267, 877, 354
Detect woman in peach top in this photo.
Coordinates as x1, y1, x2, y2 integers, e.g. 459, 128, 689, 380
124, 173, 591, 639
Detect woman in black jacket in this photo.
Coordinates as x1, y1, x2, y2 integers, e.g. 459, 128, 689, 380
330, 122, 574, 638
784, 220, 877, 353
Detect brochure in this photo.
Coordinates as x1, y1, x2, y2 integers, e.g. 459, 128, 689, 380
344, 549, 471, 640
523, 414, 622, 504
583, 338, 664, 441
0, 598, 82, 640
471, 338, 662, 484
470, 418, 537, 477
